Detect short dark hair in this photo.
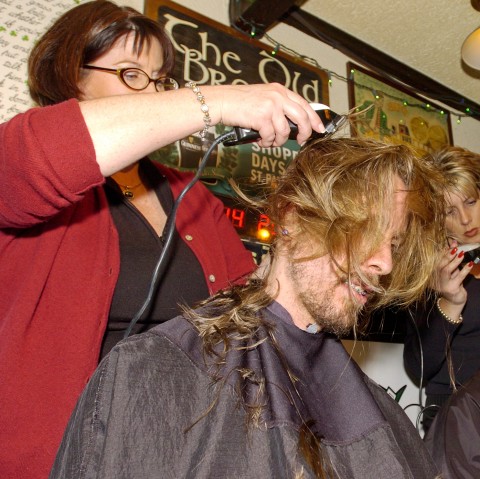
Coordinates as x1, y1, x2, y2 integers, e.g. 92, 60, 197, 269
28, 0, 175, 106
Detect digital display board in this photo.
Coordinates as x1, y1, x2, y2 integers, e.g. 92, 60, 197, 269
220, 195, 275, 244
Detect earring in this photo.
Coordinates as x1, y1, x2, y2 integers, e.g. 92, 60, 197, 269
281, 228, 289, 236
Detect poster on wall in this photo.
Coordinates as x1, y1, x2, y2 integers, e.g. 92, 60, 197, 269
0, 0, 81, 123
347, 62, 452, 154
145, 0, 329, 199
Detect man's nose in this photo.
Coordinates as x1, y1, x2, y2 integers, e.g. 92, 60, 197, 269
364, 242, 393, 276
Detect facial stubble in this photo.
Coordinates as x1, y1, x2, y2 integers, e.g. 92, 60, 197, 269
290, 260, 363, 336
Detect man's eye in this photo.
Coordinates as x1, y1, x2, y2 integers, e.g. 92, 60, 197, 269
389, 237, 399, 250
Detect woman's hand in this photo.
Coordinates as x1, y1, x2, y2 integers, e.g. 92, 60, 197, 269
203, 83, 326, 147
435, 241, 473, 316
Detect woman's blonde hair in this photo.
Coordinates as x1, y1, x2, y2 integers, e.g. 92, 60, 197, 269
429, 146, 480, 200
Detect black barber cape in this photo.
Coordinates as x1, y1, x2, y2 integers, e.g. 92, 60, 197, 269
425, 368, 480, 478
50, 301, 439, 479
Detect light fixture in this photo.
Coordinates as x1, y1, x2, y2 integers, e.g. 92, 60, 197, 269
461, 27, 480, 69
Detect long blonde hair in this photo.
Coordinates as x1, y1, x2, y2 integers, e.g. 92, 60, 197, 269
265, 137, 446, 310
188, 136, 446, 348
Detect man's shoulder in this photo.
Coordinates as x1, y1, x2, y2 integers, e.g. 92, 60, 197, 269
363, 375, 405, 414
106, 315, 199, 370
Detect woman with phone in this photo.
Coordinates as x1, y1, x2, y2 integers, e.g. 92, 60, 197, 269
403, 146, 480, 434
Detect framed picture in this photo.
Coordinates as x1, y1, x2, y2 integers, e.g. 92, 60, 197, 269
347, 62, 452, 154
145, 0, 330, 198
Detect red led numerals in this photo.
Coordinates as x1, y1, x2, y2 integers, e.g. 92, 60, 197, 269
225, 207, 245, 229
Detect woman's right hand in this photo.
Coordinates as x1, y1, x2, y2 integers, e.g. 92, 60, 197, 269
435, 241, 473, 311
203, 83, 326, 147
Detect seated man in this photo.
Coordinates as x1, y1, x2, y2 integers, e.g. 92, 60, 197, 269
50, 137, 444, 478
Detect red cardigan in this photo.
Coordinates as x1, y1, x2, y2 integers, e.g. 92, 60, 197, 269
0, 100, 255, 479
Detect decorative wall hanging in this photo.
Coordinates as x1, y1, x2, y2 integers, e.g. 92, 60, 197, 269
348, 62, 452, 154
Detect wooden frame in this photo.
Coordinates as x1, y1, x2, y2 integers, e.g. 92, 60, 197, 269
347, 62, 452, 154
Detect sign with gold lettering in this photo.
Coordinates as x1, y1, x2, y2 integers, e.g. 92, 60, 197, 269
146, 0, 328, 99
146, 0, 329, 198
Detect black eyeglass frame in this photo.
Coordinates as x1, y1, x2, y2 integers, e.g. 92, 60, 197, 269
82, 65, 179, 92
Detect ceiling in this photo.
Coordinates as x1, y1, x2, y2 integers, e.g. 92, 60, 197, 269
301, 0, 480, 104
231, 0, 480, 116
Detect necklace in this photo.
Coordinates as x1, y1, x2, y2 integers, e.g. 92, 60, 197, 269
116, 181, 143, 199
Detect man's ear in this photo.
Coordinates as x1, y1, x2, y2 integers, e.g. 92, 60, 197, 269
278, 207, 298, 237
276, 207, 300, 256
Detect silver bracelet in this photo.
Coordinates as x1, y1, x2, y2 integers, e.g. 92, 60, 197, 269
436, 297, 463, 325
185, 81, 211, 140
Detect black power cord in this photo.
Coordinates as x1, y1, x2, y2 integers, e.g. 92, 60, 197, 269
123, 130, 236, 339
404, 309, 431, 433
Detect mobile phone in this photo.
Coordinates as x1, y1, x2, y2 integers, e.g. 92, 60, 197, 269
457, 243, 480, 264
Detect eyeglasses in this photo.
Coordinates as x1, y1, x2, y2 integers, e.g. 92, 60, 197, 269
82, 65, 179, 92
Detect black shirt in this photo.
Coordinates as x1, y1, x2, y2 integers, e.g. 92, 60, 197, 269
101, 160, 209, 359
404, 274, 480, 401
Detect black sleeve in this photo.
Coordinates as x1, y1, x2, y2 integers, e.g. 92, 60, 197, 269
403, 296, 459, 382
424, 370, 480, 478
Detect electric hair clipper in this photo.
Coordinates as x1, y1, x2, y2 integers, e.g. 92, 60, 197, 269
223, 103, 347, 147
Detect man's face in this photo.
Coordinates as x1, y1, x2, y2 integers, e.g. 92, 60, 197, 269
278, 176, 408, 335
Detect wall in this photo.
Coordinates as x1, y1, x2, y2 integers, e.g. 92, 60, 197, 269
0, 0, 78, 121
171, 0, 480, 152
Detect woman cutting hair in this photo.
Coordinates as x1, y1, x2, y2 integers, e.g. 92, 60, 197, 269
0, 2, 324, 478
